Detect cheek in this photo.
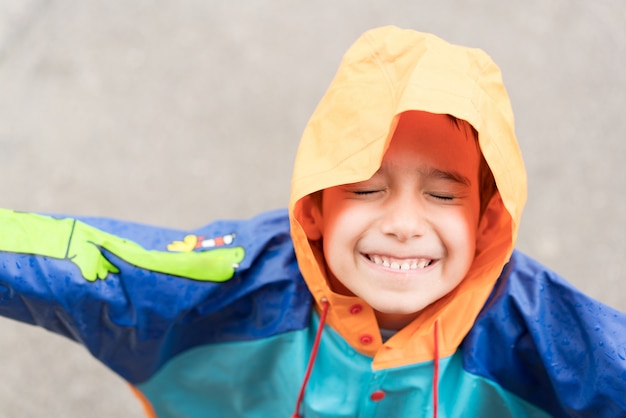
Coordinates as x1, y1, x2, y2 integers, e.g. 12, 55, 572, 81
322, 203, 359, 250
320, 202, 371, 271
322, 198, 368, 236
438, 209, 478, 258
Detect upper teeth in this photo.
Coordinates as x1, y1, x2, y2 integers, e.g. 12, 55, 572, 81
369, 255, 431, 270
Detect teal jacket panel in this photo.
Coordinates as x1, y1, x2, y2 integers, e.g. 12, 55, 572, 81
137, 312, 551, 418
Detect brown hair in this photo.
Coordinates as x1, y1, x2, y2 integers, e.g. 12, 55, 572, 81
446, 115, 497, 216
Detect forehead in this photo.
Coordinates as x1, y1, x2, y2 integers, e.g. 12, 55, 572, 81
382, 111, 480, 175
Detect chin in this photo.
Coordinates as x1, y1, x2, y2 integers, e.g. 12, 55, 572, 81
370, 293, 440, 316
373, 301, 428, 316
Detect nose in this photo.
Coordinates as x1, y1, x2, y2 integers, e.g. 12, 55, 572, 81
379, 192, 427, 241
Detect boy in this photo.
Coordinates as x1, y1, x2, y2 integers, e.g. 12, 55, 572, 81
1, 26, 625, 417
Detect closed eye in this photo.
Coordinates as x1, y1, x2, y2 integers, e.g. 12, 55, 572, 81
353, 190, 382, 196
429, 193, 455, 201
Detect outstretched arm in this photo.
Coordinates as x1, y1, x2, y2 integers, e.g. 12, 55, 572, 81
0, 208, 260, 383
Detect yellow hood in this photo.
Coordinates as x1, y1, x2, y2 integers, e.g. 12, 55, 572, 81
289, 26, 526, 368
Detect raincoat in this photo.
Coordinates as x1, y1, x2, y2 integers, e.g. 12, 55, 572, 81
0, 26, 625, 417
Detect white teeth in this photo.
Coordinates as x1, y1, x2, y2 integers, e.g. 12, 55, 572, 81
369, 255, 432, 270
417, 259, 429, 268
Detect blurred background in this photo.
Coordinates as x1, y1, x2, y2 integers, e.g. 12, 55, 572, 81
0, 1, 624, 416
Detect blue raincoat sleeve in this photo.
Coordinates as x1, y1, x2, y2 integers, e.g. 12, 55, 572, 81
0, 208, 310, 384
463, 250, 626, 417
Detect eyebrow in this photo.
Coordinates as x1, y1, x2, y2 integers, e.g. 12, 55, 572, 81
374, 164, 472, 187
421, 167, 472, 187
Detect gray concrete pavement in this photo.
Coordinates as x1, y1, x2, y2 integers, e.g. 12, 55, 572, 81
1, 0, 625, 416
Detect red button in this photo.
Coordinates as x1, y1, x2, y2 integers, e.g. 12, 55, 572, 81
370, 390, 386, 401
359, 334, 373, 345
349, 304, 362, 315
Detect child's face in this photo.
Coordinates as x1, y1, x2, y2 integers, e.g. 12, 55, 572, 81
310, 112, 482, 329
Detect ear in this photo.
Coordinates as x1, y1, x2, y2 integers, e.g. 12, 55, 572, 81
298, 194, 323, 241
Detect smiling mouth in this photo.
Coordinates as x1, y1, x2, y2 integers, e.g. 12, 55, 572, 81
366, 254, 433, 271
